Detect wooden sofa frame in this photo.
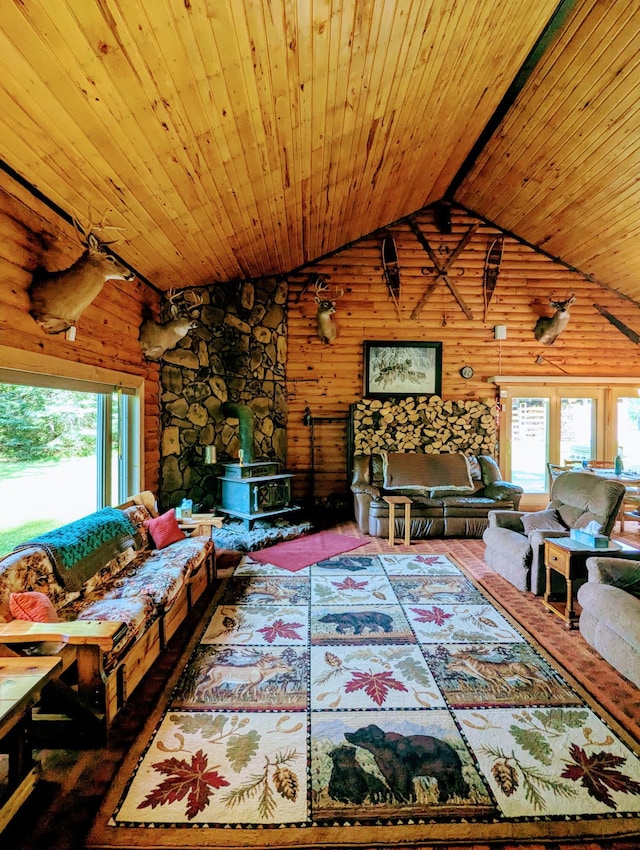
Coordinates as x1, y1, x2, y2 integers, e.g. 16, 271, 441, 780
0, 498, 215, 737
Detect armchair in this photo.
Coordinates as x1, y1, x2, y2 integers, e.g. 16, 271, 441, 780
578, 556, 640, 688
482, 471, 626, 595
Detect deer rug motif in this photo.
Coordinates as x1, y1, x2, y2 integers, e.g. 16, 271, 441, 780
88, 553, 640, 848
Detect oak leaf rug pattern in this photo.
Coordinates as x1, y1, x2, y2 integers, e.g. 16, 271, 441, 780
87, 552, 640, 848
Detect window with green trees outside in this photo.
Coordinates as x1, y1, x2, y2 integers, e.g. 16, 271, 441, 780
0, 373, 140, 558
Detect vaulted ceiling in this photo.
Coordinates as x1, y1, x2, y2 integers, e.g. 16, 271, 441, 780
1, 0, 639, 299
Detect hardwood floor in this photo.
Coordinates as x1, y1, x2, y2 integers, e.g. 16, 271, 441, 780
3, 520, 640, 850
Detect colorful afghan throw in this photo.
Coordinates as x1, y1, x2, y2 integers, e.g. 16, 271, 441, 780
89, 552, 640, 847
15, 506, 136, 591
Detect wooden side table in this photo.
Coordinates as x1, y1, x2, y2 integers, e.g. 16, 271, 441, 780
543, 537, 639, 628
177, 513, 224, 536
178, 514, 224, 580
0, 656, 62, 832
383, 496, 412, 546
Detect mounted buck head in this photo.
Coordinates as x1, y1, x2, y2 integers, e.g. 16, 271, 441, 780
533, 293, 576, 346
311, 277, 343, 344
139, 288, 203, 360
28, 229, 135, 335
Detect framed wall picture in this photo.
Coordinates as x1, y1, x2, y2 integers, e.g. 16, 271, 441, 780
364, 341, 442, 398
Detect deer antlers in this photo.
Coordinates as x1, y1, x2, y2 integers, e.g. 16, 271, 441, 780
167, 288, 204, 316
305, 276, 343, 344
139, 288, 204, 360
28, 206, 134, 336
533, 293, 576, 346
70, 204, 127, 246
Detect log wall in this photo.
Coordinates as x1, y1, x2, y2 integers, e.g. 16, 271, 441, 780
286, 205, 640, 504
4, 177, 640, 513
0, 171, 160, 493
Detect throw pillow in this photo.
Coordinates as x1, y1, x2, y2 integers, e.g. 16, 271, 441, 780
144, 509, 186, 549
10, 591, 59, 622
521, 509, 567, 534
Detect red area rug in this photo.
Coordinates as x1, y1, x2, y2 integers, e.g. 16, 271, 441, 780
247, 530, 367, 571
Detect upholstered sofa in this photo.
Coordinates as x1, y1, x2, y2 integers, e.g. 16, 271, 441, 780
0, 492, 214, 732
351, 451, 522, 539
578, 556, 640, 688
482, 471, 626, 595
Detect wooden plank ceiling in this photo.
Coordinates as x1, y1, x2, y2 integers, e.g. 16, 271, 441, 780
0, 0, 638, 300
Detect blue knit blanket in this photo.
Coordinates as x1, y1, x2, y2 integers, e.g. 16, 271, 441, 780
16, 506, 137, 592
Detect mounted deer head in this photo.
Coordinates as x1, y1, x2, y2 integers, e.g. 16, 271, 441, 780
28, 224, 135, 335
139, 288, 203, 360
311, 277, 343, 344
533, 293, 576, 346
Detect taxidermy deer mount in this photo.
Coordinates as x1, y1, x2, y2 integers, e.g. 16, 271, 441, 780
311, 276, 343, 344
533, 293, 576, 345
28, 213, 135, 336
139, 288, 203, 360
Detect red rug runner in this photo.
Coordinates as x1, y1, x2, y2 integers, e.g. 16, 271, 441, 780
248, 529, 367, 571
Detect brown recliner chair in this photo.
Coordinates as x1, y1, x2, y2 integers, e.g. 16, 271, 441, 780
482, 471, 626, 595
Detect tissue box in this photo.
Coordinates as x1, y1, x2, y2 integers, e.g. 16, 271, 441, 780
570, 528, 610, 548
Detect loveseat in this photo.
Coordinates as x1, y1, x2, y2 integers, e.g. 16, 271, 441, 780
0, 492, 214, 732
578, 556, 640, 689
482, 471, 626, 595
351, 451, 522, 539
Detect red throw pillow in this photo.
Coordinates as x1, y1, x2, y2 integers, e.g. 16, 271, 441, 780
10, 591, 59, 622
144, 508, 186, 549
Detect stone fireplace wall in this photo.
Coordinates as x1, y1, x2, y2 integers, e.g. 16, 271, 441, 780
158, 278, 288, 510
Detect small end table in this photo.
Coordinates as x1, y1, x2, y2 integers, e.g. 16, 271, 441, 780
383, 496, 412, 546
178, 514, 224, 581
543, 537, 639, 628
177, 513, 224, 536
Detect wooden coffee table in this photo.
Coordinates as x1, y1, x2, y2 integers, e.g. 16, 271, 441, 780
543, 537, 639, 628
0, 656, 62, 832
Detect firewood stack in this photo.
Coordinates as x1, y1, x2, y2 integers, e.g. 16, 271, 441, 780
352, 397, 497, 456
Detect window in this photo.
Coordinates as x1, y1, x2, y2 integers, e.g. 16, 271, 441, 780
510, 397, 550, 493
0, 367, 141, 557
560, 397, 596, 467
506, 387, 604, 496
497, 382, 618, 508
615, 393, 640, 473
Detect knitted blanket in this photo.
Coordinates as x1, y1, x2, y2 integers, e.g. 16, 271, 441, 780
16, 507, 136, 592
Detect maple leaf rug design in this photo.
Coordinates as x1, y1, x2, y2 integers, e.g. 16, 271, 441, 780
88, 552, 640, 848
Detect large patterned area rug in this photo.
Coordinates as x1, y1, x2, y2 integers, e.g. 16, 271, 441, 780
87, 552, 640, 848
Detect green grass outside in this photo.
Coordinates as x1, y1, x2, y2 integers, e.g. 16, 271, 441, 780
0, 458, 64, 478
0, 518, 60, 559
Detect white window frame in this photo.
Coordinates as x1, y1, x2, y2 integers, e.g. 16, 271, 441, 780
490, 376, 640, 509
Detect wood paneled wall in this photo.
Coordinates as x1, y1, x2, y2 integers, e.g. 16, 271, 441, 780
4, 180, 640, 509
0, 171, 160, 493
286, 206, 640, 502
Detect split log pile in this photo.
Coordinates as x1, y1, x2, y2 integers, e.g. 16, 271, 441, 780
352, 397, 497, 456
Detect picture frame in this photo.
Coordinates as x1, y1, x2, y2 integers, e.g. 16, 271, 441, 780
364, 340, 442, 398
